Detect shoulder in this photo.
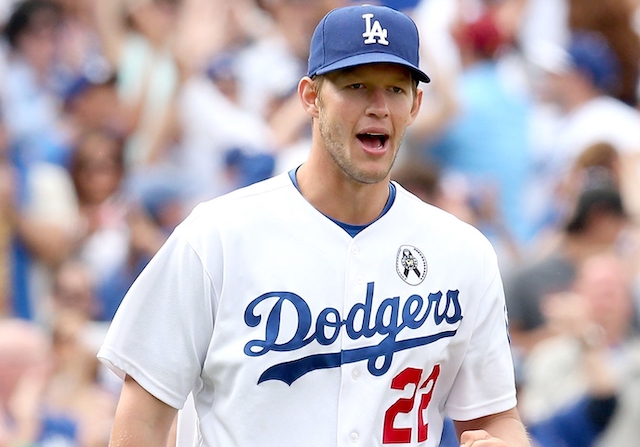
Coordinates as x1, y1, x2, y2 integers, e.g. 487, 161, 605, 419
581, 97, 640, 130
590, 96, 640, 116
204, 172, 292, 207
178, 173, 295, 233
390, 183, 501, 283
392, 182, 495, 251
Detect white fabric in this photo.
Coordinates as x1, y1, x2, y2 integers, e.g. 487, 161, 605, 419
556, 96, 640, 158
75, 198, 130, 286
412, 0, 464, 78
0, 1, 18, 24
531, 96, 640, 184
117, 33, 179, 167
24, 164, 79, 231
24, 163, 80, 325
177, 75, 271, 204
98, 173, 516, 446
519, 335, 640, 447
235, 34, 304, 117
518, 0, 570, 60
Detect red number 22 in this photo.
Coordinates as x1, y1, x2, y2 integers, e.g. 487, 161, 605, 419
382, 365, 441, 444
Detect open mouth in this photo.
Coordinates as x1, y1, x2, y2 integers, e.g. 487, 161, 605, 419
357, 133, 389, 151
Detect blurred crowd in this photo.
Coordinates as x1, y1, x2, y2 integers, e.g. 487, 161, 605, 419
1, 0, 640, 445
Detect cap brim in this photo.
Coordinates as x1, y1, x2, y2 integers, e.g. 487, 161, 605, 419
526, 40, 572, 75
314, 52, 430, 83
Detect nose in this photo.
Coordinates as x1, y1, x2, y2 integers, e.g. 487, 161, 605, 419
366, 88, 390, 118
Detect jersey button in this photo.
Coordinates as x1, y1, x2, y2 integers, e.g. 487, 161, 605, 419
351, 245, 360, 254
351, 369, 360, 380
349, 432, 359, 443
355, 275, 364, 284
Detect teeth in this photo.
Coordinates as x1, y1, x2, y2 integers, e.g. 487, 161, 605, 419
357, 133, 387, 150
364, 133, 387, 141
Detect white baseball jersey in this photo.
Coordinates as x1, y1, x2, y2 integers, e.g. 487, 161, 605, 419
98, 172, 517, 446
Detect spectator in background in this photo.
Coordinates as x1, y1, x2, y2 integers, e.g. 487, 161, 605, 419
411, 4, 532, 261
55, 0, 111, 94
553, 141, 640, 256
1, 0, 73, 169
173, 13, 275, 203
171, 0, 340, 206
391, 161, 478, 231
235, 0, 343, 173
236, 0, 340, 118
3, 154, 79, 323
68, 129, 132, 321
411, 0, 471, 84
504, 178, 630, 357
526, 31, 640, 238
391, 161, 441, 205
505, 137, 640, 357
558, 143, 622, 215
0, 0, 83, 322
0, 314, 117, 447
520, 0, 640, 107
533, 142, 624, 250
62, 69, 129, 143
0, 318, 51, 446
569, 0, 640, 107
403, 3, 459, 167
67, 128, 174, 322
90, 0, 181, 170
518, 252, 640, 446
49, 259, 101, 321
44, 309, 117, 446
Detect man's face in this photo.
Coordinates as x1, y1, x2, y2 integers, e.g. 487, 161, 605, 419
314, 63, 422, 185
575, 254, 633, 331
18, 9, 62, 72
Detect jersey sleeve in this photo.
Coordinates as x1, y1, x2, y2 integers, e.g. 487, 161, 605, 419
97, 216, 217, 410
444, 246, 518, 421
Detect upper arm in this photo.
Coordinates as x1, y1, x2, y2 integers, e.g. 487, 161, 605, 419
91, 0, 125, 66
110, 375, 178, 447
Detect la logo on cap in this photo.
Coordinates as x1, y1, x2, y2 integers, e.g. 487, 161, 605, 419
362, 13, 389, 45
306, 5, 430, 83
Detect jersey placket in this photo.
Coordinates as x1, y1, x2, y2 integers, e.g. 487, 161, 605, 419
336, 240, 369, 446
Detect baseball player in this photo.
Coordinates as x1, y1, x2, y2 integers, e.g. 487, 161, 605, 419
98, 5, 531, 447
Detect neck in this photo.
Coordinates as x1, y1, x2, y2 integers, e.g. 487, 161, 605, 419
295, 161, 391, 226
562, 89, 601, 114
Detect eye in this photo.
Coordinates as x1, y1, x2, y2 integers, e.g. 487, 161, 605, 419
349, 83, 365, 90
390, 86, 405, 94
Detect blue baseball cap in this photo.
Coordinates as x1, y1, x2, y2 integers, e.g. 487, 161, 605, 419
307, 4, 430, 83
529, 31, 620, 94
566, 31, 620, 93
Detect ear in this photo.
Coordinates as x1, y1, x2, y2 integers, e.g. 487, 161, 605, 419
298, 76, 320, 118
407, 87, 423, 125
